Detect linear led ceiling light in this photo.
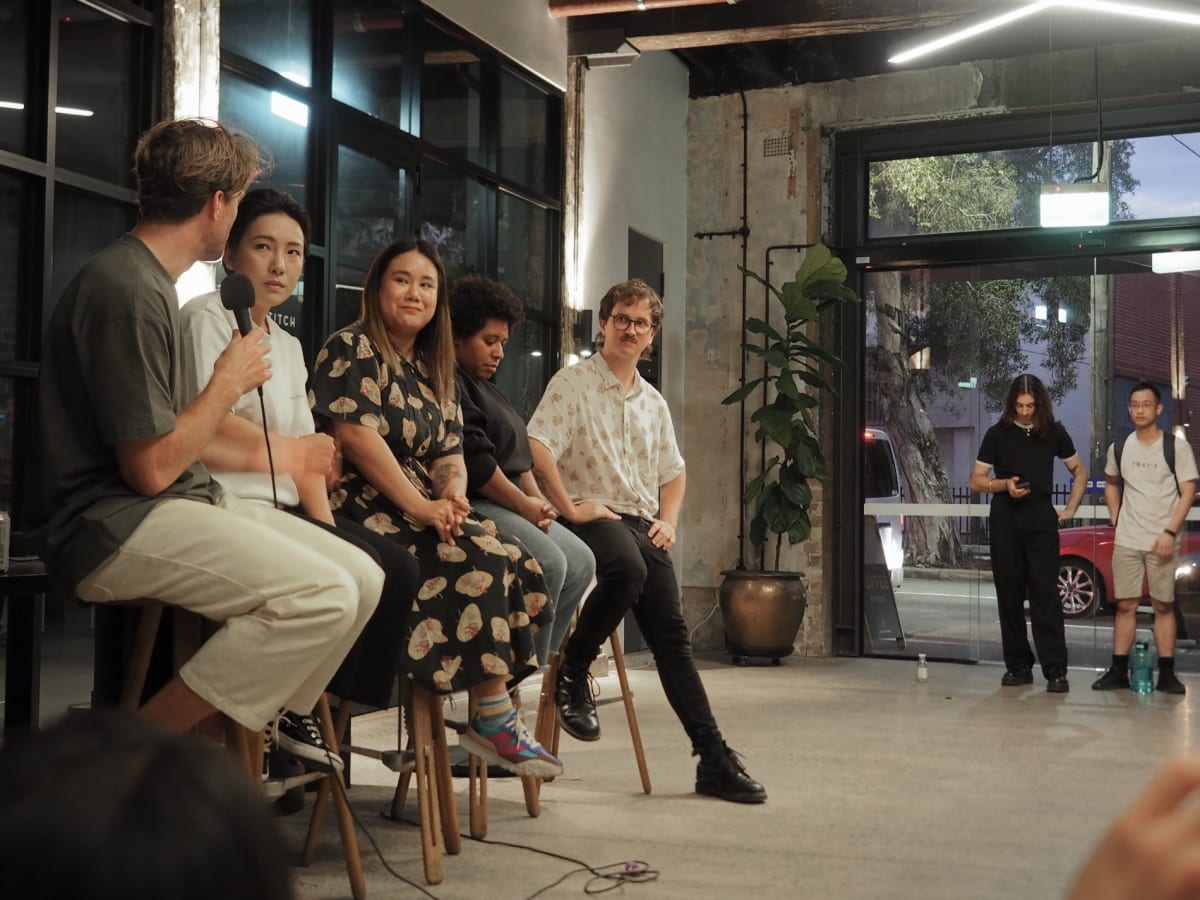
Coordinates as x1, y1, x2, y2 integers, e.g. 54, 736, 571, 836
1039, 182, 1110, 228
1152, 250, 1200, 273
889, 0, 1200, 65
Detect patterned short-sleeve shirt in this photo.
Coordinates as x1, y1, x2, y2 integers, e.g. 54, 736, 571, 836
527, 354, 685, 519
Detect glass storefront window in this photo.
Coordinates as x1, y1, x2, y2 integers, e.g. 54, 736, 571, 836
334, 146, 409, 329
332, 2, 414, 129
867, 130, 1200, 239
500, 69, 555, 195
497, 191, 549, 316
48, 187, 137, 328
420, 25, 482, 166
221, 0, 313, 88
0, 376, 16, 510
0, 170, 32, 361
220, 75, 310, 208
55, 1, 144, 186
0, 2, 29, 156
414, 163, 484, 283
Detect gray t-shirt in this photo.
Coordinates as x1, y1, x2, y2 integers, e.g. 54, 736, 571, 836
1105, 432, 1199, 552
33, 234, 221, 593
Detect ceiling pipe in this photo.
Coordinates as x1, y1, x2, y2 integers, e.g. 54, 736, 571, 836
550, 0, 737, 17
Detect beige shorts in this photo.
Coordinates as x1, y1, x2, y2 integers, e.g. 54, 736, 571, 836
1112, 543, 1178, 604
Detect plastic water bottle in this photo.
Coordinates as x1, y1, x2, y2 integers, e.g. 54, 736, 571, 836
916, 653, 928, 683
1130, 640, 1154, 694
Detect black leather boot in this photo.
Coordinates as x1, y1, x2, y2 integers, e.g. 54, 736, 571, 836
695, 739, 767, 804
555, 660, 600, 742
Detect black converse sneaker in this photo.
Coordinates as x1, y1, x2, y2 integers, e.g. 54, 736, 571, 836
266, 710, 343, 773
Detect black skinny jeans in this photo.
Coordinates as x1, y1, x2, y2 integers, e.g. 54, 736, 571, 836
989, 493, 1068, 677
289, 510, 419, 709
564, 515, 720, 749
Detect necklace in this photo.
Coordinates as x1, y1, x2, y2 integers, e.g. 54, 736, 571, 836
1016, 422, 1034, 437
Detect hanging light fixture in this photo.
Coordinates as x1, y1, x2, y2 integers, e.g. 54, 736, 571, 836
889, 0, 1200, 65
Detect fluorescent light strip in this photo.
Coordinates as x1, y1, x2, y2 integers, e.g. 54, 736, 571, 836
890, 0, 1200, 65
1152, 250, 1200, 274
1056, 0, 1200, 27
889, 1, 1053, 64
0, 100, 94, 116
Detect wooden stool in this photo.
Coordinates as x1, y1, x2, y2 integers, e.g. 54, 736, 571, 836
386, 680, 462, 885
115, 602, 366, 898
532, 628, 652, 802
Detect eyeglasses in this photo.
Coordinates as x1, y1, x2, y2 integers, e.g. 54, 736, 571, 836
609, 313, 653, 335
1129, 402, 1158, 411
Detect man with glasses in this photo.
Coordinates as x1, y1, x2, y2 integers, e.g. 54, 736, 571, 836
528, 279, 766, 804
1092, 381, 1198, 694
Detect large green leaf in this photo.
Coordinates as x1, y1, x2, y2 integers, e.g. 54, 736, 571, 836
744, 318, 783, 340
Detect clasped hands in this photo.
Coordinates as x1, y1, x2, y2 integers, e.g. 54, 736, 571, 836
420, 494, 471, 543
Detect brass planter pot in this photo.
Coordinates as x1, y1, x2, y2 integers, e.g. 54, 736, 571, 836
718, 570, 807, 664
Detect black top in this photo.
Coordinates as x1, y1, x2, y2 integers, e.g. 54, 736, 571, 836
977, 420, 1076, 497
455, 370, 532, 498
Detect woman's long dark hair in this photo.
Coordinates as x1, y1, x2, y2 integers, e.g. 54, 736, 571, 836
999, 373, 1056, 438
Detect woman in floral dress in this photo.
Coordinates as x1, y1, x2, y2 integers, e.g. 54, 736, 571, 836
311, 238, 561, 777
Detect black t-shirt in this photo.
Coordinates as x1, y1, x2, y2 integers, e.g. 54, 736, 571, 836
976, 420, 1076, 496
33, 234, 220, 593
455, 369, 533, 498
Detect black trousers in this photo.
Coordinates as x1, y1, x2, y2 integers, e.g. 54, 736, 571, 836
563, 515, 720, 749
989, 494, 1068, 676
289, 510, 419, 709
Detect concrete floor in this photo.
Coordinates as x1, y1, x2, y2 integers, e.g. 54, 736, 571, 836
280, 652, 1199, 900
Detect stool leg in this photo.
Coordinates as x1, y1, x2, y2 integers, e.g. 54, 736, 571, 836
410, 684, 445, 885
610, 630, 652, 794
119, 604, 163, 711
313, 696, 366, 900
466, 694, 488, 839
428, 691, 461, 855
303, 701, 353, 864
389, 700, 412, 821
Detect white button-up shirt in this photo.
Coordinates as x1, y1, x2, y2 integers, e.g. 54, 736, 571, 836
527, 354, 685, 519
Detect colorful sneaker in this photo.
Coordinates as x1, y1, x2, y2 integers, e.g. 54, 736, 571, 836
460, 711, 564, 779
266, 710, 343, 774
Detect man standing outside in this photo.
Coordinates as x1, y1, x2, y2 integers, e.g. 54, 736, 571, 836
527, 279, 766, 804
1092, 382, 1197, 695
33, 118, 382, 748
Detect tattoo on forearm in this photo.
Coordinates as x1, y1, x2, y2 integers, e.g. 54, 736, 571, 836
432, 462, 464, 494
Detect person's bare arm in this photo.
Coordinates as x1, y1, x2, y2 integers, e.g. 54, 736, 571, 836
529, 438, 618, 525
200, 413, 334, 484
648, 471, 686, 550
1154, 478, 1196, 559
1058, 455, 1088, 521
1105, 477, 1123, 527
116, 328, 269, 496
970, 461, 1026, 498
296, 472, 335, 525
332, 419, 465, 542
481, 468, 555, 530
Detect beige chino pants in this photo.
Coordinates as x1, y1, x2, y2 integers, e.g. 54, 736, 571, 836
77, 492, 383, 730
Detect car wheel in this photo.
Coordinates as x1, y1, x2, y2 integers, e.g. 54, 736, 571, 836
1059, 557, 1104, 618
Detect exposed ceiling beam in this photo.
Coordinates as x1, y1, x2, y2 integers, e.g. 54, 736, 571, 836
567, 0, 994, 52
550, 0, 736, 16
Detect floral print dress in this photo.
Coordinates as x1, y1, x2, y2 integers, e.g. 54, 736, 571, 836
311, 325, 551, 694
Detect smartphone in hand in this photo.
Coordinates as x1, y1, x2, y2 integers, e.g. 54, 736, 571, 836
1015, 480, 1030, 490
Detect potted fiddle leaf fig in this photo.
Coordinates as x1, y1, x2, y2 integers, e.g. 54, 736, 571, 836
718, 243, 858, 663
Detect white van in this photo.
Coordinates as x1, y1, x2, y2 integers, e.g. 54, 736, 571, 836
864, 426, 905, 590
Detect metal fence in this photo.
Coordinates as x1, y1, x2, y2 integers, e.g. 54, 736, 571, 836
947, 483, 1091, 544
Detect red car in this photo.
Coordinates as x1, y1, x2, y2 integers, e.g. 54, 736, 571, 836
1058, 525, 1200, 617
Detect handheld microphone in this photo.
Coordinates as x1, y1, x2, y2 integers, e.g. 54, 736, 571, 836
218, 272, 279, 507
220, 272, 256, 337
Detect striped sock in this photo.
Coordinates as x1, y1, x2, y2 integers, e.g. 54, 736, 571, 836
473, 693, 515, 736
